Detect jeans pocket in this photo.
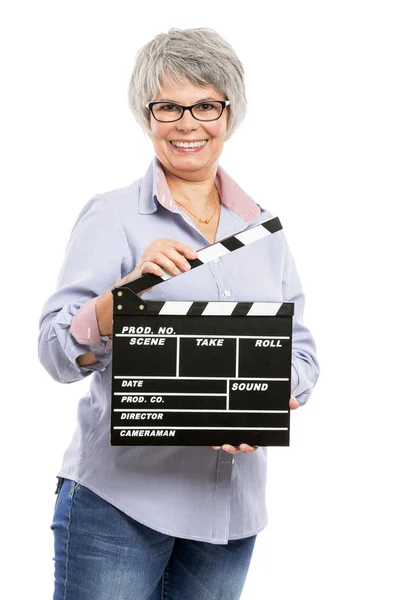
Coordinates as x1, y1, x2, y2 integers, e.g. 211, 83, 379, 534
51, 479, 79, 532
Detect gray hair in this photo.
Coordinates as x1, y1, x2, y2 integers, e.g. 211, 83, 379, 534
127, 28, 247, 140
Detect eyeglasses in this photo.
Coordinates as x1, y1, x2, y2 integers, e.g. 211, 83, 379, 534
145, 100, 230, 123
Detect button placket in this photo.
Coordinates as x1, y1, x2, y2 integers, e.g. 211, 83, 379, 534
175, 205, 237, 301
210, 257, 235, 302
212, 452, 234, 542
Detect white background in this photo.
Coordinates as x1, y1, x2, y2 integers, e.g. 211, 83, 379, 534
1, 1, 399, 598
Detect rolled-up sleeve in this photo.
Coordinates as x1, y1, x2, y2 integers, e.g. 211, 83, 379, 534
38, 194, 130, 383
281, 234, 320, 405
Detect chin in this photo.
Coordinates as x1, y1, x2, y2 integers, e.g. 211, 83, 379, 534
167, 154, 210, 170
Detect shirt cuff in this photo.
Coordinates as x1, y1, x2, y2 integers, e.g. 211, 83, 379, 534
70, 296, 103, 347
64, 338, 113, 377
70, 296, 113, 358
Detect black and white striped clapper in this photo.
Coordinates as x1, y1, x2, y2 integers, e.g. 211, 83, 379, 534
110, 216, 294, 447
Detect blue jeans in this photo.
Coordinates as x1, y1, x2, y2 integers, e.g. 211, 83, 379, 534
51, 478, 257, 600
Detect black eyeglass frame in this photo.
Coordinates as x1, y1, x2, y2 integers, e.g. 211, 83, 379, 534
145, 100, 230, 123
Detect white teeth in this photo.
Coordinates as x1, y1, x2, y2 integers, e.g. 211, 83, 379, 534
171, 140, 207, 148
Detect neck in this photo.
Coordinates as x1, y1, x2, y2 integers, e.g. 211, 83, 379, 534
164, 168, 219, 212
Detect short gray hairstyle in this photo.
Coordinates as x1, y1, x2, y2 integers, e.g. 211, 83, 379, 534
127, 28, 247, 140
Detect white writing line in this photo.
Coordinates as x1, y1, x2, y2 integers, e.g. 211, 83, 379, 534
113, 409, 288, 413
113, 427, 288, 431
114, 376, 289, 381
115, 334, 290, 339
235, 338, 239, 378
113, 392, 227, 396
176, 336, 180, 377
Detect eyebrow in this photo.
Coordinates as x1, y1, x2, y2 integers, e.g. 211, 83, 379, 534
156, 97, 218, 103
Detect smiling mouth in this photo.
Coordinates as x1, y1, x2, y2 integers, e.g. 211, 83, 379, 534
169, 140, 208, 149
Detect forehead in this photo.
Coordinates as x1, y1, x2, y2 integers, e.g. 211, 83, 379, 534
154, 77, 224, 103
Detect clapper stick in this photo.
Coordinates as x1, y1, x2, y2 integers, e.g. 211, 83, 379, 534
110, 215, 294, 446
112, 216, 285, 309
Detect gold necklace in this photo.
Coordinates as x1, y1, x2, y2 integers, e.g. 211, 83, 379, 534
172, 191, 219, 225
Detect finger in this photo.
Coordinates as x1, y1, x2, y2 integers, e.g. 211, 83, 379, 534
289, 395, 300, 410
214, 444, 259, 453
221, 444, 242, 454
157, 246, 194, 273
170, 240, 198, 259
145, 252, 182, 276
139, 261, 166, 278
239, 444, 259, 453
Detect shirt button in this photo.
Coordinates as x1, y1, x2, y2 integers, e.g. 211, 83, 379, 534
232, 458, 235, 464
213, 258, 219, 264
224, 289, 231, 297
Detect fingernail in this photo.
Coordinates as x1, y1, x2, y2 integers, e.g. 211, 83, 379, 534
183, 263, 190, 271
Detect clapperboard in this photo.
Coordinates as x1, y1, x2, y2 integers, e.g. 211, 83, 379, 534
110, 216, 294, 446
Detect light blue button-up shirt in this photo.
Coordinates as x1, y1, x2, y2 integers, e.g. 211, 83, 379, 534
38, 156, 319, 544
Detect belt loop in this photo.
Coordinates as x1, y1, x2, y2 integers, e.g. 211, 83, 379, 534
54, 476, 64, 495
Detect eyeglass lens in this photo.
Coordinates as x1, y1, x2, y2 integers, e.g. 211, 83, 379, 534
152, 102, 224, 122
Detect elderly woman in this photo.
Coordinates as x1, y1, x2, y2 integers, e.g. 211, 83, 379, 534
39, 27, 319, 600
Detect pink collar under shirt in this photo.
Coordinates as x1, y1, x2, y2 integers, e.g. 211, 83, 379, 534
155, 158, 261, 224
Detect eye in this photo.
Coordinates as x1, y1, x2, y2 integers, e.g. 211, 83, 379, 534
197, 103, 214, 111
192, 102, 222, 120
155, 103, 180, 113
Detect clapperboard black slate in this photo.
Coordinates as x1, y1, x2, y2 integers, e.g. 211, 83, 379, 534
110, 216, 294, 446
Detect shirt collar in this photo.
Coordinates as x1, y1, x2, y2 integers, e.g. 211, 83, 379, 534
138, 156, 261, 224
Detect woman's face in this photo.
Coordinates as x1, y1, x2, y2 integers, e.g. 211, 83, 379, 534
148, 77, 228, 180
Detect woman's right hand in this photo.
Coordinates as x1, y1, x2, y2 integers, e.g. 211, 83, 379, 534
116, 238, 198, 286
96, 239, 198, 337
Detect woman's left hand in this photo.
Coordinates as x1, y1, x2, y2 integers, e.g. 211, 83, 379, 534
212, 395, 300, 454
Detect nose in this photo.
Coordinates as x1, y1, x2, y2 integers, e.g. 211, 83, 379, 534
175, 108, 200, 132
